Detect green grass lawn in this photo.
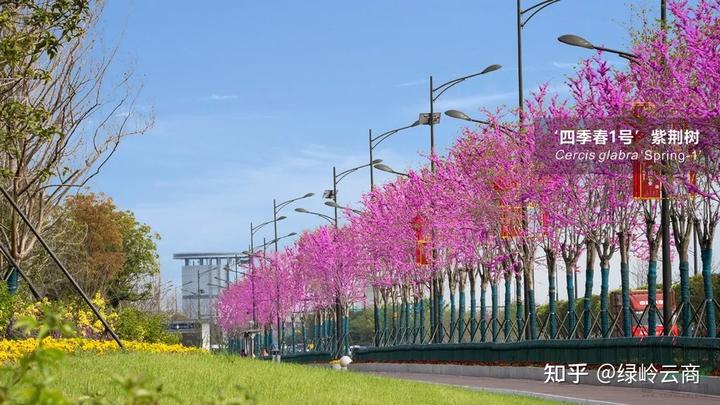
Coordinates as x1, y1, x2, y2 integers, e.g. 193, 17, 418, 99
53, 353, 562, 404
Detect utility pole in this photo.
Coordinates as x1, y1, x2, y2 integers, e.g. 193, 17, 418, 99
659, 0, 673, 336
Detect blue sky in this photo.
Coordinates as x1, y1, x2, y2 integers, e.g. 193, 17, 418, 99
90, 1, 664, 303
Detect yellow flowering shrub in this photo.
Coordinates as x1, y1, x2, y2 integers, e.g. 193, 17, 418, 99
0, 337, 204, 363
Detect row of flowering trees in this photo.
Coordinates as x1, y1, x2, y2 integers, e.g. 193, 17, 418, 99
217, 0, 720, 351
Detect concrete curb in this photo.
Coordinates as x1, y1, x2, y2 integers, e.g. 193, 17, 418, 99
424, 381, 622, 405
350, 363, 720, 396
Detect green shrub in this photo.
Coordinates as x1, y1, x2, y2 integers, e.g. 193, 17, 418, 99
115, 307, 179, 344
0, 283, 14, 336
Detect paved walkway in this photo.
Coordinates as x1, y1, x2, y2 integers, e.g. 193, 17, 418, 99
367, 371, 720, 405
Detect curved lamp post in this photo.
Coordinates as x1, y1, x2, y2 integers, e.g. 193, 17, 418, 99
425, 63, 502, 171
295, 205, 344, 354
444, 110, 515, 137
369, 122, 420, 189
330, 161, 382, 227
423, 63, 501, 343
558, 34, 639, 61
271, 192, 312, 350
273, 193, 313, 252
373, 163, 409, 178
294, 207, 336, 226
517, 0, 563, 114
515, 0, 564, 342
557, 31, 695, 339
325, 200, 362, 215
247, 216, 285, 354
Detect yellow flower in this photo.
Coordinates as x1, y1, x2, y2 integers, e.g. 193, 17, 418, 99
0, 337, 204, 363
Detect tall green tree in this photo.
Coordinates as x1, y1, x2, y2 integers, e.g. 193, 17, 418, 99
28, 193, 160, 307
107, 210, 161, 308
0, 0, 152, 294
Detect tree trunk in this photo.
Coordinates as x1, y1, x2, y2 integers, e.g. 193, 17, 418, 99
449, 279, 456, 343
583, 240, 596, 338
600, 263, 610, 337
458, 270, 466, 342
301, 314, 307, 352
545, 248, 557, 339
696, 218, 717, 338
419, 296, 426, 344
565, 261, 576, 338
515, 274, 523, 340
491, 280, 498, 342
525, 255, 537, 340
382, 293, 388, 346
413, 298, 419, 343
504, 273, 511, 340
437, 277, 445, 343
373, 287, 380, 346
701, 248, 716, 337
469, 269, 477, 341
680, 259, 691, 336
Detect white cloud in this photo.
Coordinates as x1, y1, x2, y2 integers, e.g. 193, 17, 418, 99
396, 78, 426, 88
552, 61, 577, 69
433, 90, 517, 111
208, 94, 238, 101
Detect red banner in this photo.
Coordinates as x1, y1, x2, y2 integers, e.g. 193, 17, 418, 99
411, 215, 429, 265
632, 161, 661, 200
500, 206, 522, 239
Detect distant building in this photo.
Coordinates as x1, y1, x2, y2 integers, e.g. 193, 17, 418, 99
172, 253, 244, 320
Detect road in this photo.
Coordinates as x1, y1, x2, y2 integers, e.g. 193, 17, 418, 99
367, 371, 720, 405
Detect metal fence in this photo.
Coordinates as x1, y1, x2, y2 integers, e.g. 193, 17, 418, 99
263, 298, 720, 367
353, 337, 720, 370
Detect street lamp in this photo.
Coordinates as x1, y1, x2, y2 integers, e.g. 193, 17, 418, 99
373, 163, 409, 178
444, 110, 515, 137
247, 216, 284, 354
425, 63, 502, 171
330, 162, 381, 226
517, 0, 563, 116
325, 200, 362, 215
272, 192, 308, 354
194, 266, 217, 321
558, 34, 639, 60
369, 122, 420, 189
294, 207, 336, 225
273, 193, 313, 252
557, 31, 678, 337
318, 163, 369, 356
423, 63, 501, 342
366, 123, 419, 348
515, 0, 564, 342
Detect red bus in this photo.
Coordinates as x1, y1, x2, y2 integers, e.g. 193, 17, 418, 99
610, 289, 679, 336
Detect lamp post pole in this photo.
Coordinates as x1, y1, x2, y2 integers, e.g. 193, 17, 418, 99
517, 2, 527, 339
369, 123, 419, 190
369, 131, 374, 189
558, 4, 675, 333
368, 122, 420, 346
429, 76, 436, 172
326, 162, 377, 355
250, 224, 257, 327
248, 217, 278, 354
333, 167, 339, 227
273, 201, 281, 352
197, 270, 201, 320
424, 63, 502, 343
658, 0, 673, 337
332, 166, 342, 356
516, 0, 562, 340
271, 193, 311, 353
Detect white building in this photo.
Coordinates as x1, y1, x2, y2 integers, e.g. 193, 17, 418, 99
173, 253, 244, 320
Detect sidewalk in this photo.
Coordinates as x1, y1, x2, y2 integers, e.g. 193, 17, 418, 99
364, 371, 720, 405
